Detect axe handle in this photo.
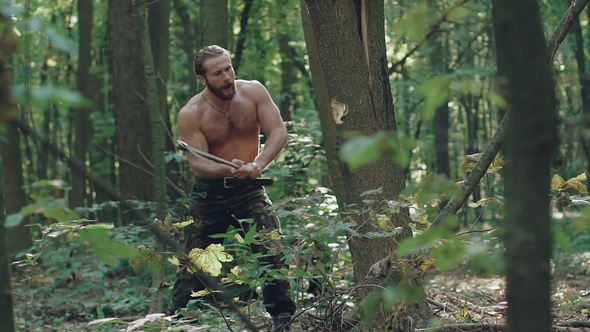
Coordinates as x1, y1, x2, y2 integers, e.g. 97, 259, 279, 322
177, 140, 240, 169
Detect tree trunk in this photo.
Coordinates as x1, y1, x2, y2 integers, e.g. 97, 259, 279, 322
0, 151, 15, 332
1, 123, 32, 253
138, 0, 168, 313
0, 11, 17, 330
70, 0, 93, 210
278, 33, 295, 122
200, 0, 228, 48
301, 0, 431, 328
147, 0, 171, 151
108, 0, 154, 224
232, 0, 253, 73
172, 0, 197, 97
573, 16, 590, 188
493, 0, 556, 331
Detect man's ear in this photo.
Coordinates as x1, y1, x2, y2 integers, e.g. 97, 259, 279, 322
197, 75, 206, 86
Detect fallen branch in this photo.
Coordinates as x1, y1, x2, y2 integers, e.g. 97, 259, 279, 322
431, 0, 590, 227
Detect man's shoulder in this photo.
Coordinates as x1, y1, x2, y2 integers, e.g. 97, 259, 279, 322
237, 79, 265, 92
178, 95, 203, 119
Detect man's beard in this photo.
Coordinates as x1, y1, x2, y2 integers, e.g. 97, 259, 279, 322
206, 80, 236, 101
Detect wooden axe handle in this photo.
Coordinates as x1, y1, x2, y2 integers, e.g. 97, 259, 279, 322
177, 140, 240, 169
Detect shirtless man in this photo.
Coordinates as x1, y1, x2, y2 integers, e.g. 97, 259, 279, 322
167, 45, 296, 331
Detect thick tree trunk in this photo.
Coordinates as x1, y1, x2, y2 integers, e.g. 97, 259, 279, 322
301, 0, 431, 328
108, 0, 154, 224
70, 0, 93, 210
493, 0, 556, 331
200, 0, 228, 48
1, 123, 32, 253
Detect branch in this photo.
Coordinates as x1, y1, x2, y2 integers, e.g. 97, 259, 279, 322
431, 0, 590, 227
547, 0, 590, 64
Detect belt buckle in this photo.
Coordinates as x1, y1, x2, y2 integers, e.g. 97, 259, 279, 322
223, 177, 234, 188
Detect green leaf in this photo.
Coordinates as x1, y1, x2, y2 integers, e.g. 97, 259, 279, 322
5, 212, 26, 228
243, 225, 257, 245
446, 6, 470, 22
340, 133, 390, 169
188, 244, 233, 277
44, 26, 76, 54
397, 228, 446, 257
418, 76, 452, 119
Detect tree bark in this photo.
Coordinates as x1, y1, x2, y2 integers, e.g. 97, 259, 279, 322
70, 0, 93, 210
108, 0, 154, 224
172, 0, 197, 97
493, 0, 557, 331
573, 15, 590, 188
1, 123, 32, 253
138, 0, 168, 313
147, 0, 171, 151
200, 0, 228, 48
0, 151, 15, 332
301, 0, 431, 328
0, 10, 17, 331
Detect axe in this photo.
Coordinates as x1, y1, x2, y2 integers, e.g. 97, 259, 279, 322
177, 140, 240, 169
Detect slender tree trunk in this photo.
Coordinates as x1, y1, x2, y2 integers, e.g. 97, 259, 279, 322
147, 0, 171, 150
0, 12, 19, 330
108, 0, 154, 224
301, 0, 431, 328
139, 0, 168, 313
0, 151, 15, 332
427, 4, 450, 181
70, 0, 93, 210
278, 33, 295, 122
172, 0, 197, 97
573, 16, 590, 187
1, 123, 32, 253
493, 0, 556, 331
232, 0, 253, 73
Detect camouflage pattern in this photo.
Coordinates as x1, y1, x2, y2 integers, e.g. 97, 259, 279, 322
168, 177, 297, 317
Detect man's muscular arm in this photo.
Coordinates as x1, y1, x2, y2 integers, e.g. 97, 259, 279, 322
178, 105, 234, 178
232, 81, 287, 179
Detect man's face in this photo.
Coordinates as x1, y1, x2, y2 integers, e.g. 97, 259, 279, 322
201, 55, 236, 100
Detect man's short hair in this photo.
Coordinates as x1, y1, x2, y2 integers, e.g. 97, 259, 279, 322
194, 45, 231, 77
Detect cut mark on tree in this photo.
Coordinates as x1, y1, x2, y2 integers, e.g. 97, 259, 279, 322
331, 98, 348, 124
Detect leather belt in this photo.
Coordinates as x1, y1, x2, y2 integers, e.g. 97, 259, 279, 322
223, 177, 274, 188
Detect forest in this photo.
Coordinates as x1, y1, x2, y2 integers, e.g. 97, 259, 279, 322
1, 0, 590, 331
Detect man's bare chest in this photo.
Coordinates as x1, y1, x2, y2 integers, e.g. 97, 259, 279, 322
201, 106, 259, 144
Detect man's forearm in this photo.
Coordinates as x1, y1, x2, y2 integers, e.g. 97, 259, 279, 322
254, 130, 288, 170
190, 157, 234, 178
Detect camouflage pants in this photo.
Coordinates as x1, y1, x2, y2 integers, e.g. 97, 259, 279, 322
168, 177, 297, 317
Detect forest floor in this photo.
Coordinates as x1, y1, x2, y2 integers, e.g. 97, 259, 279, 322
9, 250, 590, 331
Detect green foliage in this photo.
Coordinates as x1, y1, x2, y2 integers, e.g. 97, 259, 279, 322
340, 131, 416, 170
